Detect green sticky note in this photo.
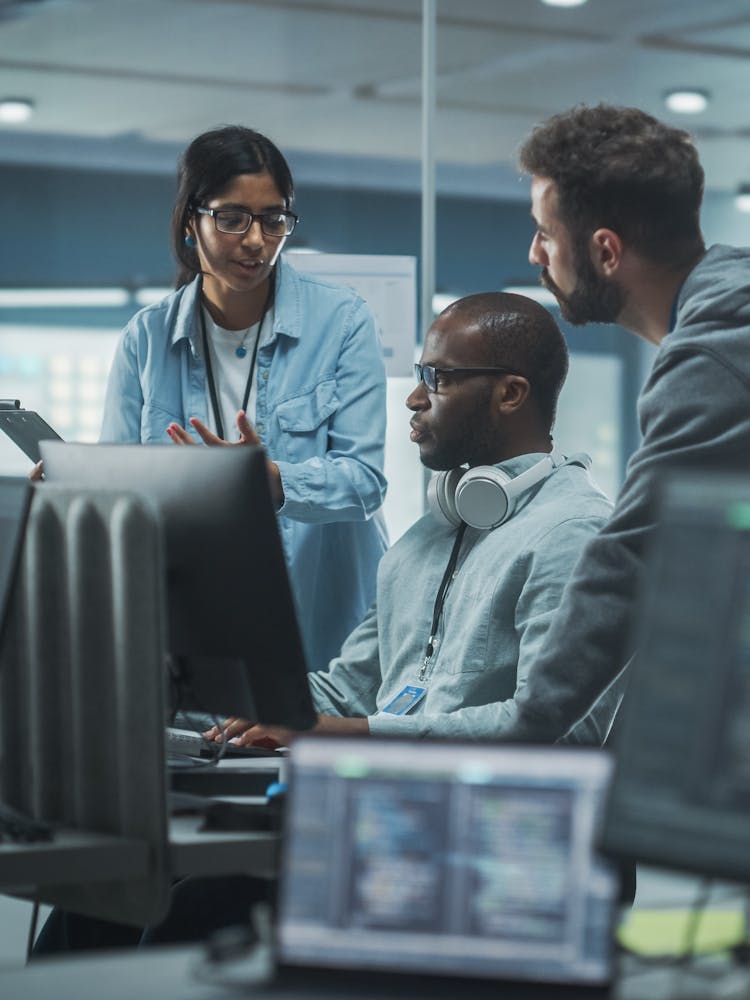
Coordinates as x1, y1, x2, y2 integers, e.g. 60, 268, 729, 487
617, 908, 746, 956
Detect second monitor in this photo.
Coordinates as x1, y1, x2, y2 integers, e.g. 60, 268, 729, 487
41, 441, 316, 731
601, 470, 750, 882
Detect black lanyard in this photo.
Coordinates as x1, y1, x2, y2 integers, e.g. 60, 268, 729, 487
199, 279, 274, 441
419, 521, 468, 682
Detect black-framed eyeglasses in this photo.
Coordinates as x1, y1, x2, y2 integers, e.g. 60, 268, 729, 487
195, 206, 298, 237
414, 363, 528, 393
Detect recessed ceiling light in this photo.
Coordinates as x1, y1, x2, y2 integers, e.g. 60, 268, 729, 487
664, 89, 709, 114
0, 98, 34, 124
735, 185, 750, 214
541, 0, 588, 7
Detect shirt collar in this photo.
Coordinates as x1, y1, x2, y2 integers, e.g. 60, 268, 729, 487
172, 258, 302, 350
270, 255, 301, 341
668, 289, 680, 333
492, 452, 553, 478
170, 276, 203, 350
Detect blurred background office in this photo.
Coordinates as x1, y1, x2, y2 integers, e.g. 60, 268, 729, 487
1, 0, 750, 967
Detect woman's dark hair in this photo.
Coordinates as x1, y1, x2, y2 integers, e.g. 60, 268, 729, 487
172, 125, 295, 287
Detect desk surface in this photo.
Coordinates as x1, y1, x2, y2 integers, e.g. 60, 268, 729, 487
0, 757, 284, 896
169, 815, 279, 879
0, 814, 281, 896
0, 830, 149, 891
170, 752, 283, 878
2, 945, 748, 1000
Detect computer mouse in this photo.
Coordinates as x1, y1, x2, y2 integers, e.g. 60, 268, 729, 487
265, 781, 287, 799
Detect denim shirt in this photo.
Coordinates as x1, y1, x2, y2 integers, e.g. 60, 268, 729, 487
100, 255, 388, 668
309, 455, 622, 744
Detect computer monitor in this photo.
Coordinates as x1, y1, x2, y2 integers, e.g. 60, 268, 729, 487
602, 470, 750, 881
40, 442, 315, 730
277, 736, 618, 992
0, 477, 32, 644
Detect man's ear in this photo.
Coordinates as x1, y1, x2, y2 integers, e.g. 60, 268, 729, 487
495, 375, 531, 414
591, 228, 623, 277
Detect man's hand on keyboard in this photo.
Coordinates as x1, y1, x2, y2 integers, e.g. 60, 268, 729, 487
203, 717, 291, 749
204, 713, 370, 748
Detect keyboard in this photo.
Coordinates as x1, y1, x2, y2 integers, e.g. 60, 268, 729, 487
165, 726, 286, 760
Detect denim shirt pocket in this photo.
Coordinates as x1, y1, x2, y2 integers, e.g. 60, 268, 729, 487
140, 400, 184, 443
441, 581, 490, 674
274, 378, 339, 461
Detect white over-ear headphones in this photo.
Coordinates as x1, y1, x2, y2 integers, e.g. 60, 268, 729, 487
427, 448, 592, 530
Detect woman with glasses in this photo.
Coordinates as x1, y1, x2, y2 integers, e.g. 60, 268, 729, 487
100, 125, 388, 670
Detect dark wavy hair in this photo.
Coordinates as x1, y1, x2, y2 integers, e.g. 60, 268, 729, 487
519, 104, 705, 269
445, 292, 569, 432
171, 125, 295, 288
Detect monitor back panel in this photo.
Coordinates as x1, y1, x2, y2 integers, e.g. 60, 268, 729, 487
40, 442, 315, 729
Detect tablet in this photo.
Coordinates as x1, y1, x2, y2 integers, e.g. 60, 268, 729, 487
0, 403, 63, 463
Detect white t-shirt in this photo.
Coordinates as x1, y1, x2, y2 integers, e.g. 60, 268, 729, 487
201, 304, 274, 440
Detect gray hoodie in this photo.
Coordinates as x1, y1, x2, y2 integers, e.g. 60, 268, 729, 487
505, 244, 750, 742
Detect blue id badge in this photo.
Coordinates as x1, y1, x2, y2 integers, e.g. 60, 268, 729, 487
380, 685, 426, 716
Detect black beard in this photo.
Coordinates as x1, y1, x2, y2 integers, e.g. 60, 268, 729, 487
418, 386, 496, 471
541, 255, 624, 326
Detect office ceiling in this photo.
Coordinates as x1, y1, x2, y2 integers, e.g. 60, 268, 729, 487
1, 0, 749, 197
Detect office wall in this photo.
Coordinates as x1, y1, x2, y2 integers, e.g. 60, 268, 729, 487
5, 164, 744, 291
2, 161, 537, 294
3, 160, 745, 505
0, 160, 642, 505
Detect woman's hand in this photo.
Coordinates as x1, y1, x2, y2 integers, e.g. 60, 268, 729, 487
167, 411, 284, 507
29, 460, 44, 482
167, 410, 259, 448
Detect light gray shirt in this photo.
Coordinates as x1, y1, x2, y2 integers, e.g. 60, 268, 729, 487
309, 453, 619, 743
